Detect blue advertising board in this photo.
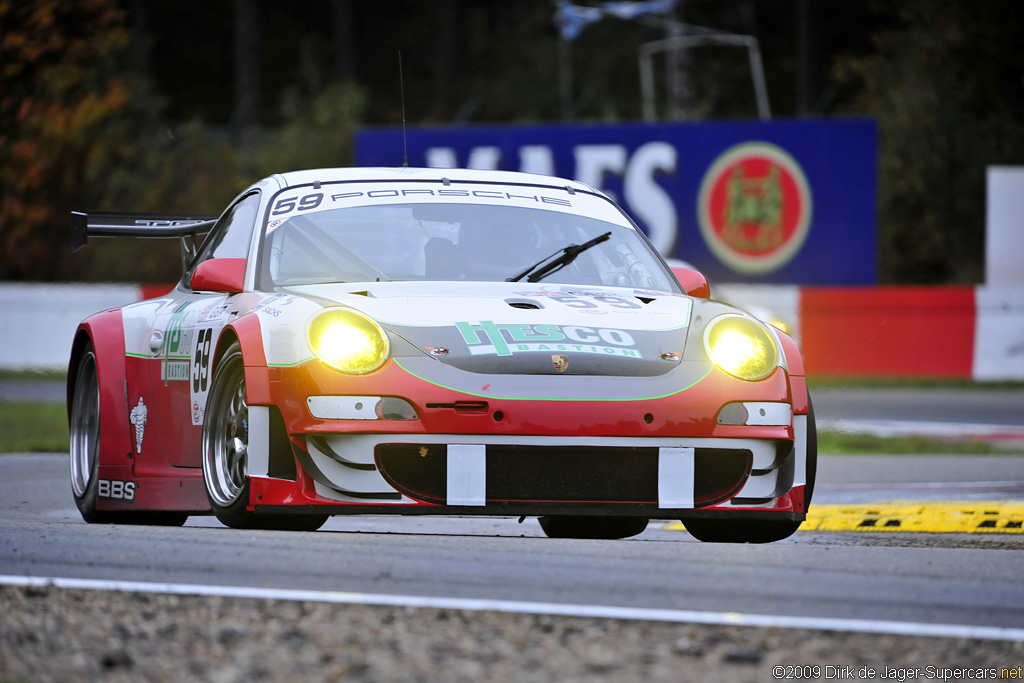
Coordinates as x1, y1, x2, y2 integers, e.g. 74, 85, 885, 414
356, 119, 877, 284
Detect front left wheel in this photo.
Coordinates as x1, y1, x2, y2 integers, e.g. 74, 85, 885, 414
202, 342, 327, 532
538, 516, 649, 539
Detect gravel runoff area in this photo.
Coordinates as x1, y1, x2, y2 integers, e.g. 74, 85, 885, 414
2, 585, 1021, 683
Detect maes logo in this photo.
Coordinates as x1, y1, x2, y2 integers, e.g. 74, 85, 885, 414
697, 142, 812, 275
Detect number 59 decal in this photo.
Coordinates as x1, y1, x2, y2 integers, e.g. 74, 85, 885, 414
192, 327, 213, 394
271, 192, 324, 216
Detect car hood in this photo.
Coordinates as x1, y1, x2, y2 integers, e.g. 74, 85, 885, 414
285, 281, 694, 378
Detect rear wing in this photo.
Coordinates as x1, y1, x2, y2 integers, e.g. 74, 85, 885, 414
71, 211, 219, 271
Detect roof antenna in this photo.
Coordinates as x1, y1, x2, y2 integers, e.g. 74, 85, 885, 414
399, 51, 408, 168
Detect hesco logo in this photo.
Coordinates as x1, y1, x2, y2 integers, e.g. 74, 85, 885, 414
697, 142, 812, 275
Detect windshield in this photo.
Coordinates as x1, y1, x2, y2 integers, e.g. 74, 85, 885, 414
260, 200, 678, 291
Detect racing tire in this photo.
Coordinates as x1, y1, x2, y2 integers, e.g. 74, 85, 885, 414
682, 518, 802, 544
69, 343, 111, 523
202, 342, 327, 532
538, 516, 649, 540
684, 396, 818, 544
804, 394, 818, 507
69, 343, 189, 526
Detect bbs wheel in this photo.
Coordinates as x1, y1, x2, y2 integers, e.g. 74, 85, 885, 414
202, 342, 326, 532
538, 516, 648, 540
202, 341, 256, 528
69, 342, 187, 526
69, 343, 105, 523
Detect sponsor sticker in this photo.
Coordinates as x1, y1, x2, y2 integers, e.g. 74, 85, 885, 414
455, 321, 642, 359
162, 302, 197, 359
697, 141, 812, 274
267, 184, 578, 222
160, 360, 190, 382
98, 479, 136, 501
197, 303, 230, 324
129, 397, 147, 454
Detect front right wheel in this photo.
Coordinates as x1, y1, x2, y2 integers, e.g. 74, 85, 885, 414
683, 395, 818, 544
202, 342, 326, 532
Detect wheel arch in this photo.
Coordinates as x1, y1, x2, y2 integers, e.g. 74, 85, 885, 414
67, 310, 131, 450
219, 312, 269, 404
776, 329, 809, 414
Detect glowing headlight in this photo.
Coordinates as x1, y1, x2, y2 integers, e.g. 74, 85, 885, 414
703, 314, 779, 381
308, 309, 389, 374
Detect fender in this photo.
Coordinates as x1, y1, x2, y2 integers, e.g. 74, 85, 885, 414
68, 310, 133, 467
776, 330, 808, 414
221, 312, 285, 486
221, 312, 270, 405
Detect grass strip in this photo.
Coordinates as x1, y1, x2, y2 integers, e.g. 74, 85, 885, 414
807, 376, 1024, 390
0, 369, 67, 381
0, 401, 68, 453
818, 430, 1021, 455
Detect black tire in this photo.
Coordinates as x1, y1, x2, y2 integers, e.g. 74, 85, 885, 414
684, 395, 818, 544
202, 342, 327, 532
538, 516, 649, 540
115, 512, 190, 526
69, 342, 188, 526
257, 515, 329, 532
682, 517, 801, 544
69, 343, 108, 523
804, 393, 818, 507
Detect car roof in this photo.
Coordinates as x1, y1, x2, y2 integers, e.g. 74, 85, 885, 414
266, 167, 598, 194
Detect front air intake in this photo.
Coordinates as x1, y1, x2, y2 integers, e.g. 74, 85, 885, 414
374, 445, 751, 508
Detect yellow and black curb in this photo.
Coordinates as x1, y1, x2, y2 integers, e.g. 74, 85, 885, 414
666, 502, 1024, 534
800, 501, 1024, 534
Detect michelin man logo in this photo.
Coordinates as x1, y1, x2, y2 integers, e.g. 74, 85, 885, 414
129, 397, 147, 454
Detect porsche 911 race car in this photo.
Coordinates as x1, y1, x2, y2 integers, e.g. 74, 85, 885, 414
68, 166, 816, 543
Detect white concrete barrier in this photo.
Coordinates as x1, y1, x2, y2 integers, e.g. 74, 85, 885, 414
0, 283, 141, 371
2, 281, 1023, 380
974, 286, 1024, 381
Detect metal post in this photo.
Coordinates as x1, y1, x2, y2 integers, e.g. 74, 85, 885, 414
747, 39, 771, 121
638, 33, 772, 122
640, 46, 657, 122
560, 33, 572, 121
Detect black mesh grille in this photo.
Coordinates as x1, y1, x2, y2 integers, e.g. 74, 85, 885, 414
375, 444, 752, 509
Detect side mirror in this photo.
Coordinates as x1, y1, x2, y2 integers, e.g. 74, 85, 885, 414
671, 267, 711, 299
190, 258, 246, 293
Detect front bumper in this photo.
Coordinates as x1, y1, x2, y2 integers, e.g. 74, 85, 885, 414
243, 359, 810, 520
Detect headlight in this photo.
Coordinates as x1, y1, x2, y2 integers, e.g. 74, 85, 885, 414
308, 309, 389, 374
703, 314, 779, 381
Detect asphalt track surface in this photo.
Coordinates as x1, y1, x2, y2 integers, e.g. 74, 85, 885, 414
2, 451, 1023, 636
2, 384, 1023, 641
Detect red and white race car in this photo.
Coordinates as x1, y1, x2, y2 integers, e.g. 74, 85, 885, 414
68, 166, 815, 542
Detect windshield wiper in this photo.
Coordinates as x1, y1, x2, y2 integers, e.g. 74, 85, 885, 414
506, 231, 611, 283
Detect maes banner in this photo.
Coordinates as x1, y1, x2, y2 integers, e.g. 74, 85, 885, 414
356, 119, 877, 284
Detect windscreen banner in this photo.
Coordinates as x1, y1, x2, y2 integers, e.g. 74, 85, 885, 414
356, 119, 877, 284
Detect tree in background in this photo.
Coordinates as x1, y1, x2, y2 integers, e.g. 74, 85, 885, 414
0, 0, 149, 280
0, 0, 365, 284
834, 0, 1024, 283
